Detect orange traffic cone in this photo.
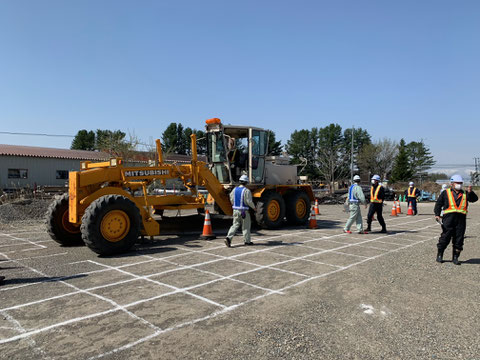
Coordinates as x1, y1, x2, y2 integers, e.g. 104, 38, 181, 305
308, 206, 318, 229
396, 200, 402, 214
407, 202, 414, 216
314, 199, 320, 215
200, 210, 216, 239
390, 201, 398, 216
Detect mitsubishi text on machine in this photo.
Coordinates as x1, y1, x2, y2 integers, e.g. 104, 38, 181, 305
124, 169, 170, 177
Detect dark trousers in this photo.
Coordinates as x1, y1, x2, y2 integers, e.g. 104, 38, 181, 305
437, 213, 467, 252
367, 203, 386, 230
407, 197, 417, 215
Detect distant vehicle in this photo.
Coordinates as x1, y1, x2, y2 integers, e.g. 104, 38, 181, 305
418, 190, 434, 201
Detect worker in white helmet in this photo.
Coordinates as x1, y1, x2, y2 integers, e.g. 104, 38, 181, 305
343, 175, 368, 234
404, 181, 421, 215
225, 174, 256, 247
434, 174, 478, 264
366, 174, 387, 233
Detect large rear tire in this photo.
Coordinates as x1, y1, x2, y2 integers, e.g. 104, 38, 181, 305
81, 195, 141, 256
285, 191, 311, 225
45, 194, 83, 246
255, 191, 286, 229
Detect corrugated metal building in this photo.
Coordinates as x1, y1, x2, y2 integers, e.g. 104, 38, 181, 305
0, 144, 205, 190
0, 144, 110, 190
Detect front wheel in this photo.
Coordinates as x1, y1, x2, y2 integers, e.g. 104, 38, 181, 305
45, 194, 83, 246
255, 191, 286, 229
81, 195, 141, 256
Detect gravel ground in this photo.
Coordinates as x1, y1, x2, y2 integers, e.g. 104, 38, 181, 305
0, 198, 51, 226
1, 201, 479, 360
111, 202, 480, 360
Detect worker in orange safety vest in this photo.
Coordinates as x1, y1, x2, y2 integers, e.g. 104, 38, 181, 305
434, 174, 478, 264
404, 181, 421, 215
366, 174, 387, 233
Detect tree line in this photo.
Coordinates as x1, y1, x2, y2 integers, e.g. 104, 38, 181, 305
71, 122, 436, 185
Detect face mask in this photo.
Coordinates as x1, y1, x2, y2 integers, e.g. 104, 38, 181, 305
454, 184, 462, 190
371, 180, 376, 184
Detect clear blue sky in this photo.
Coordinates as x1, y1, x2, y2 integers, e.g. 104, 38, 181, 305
0, 0, 478, 177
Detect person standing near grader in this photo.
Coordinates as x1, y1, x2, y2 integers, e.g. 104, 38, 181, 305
404, 181, 421, 215
366, 174, 387, 233
434, 175, 477, 265
225, 174, 256, 247
343, 175, 368, 234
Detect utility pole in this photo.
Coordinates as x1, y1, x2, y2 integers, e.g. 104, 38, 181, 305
351, 126, 354, 183
473, 157, 480, 186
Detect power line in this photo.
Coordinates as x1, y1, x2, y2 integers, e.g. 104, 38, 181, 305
0, 131, 75, 138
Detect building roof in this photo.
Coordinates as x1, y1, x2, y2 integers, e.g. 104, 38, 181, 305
0, 144, 110, 160
0, 144, 207, 163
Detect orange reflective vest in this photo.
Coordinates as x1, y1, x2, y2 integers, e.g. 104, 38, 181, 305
407, 187, 417, 197
443, 189, 468, 215
370, 185, 382, 203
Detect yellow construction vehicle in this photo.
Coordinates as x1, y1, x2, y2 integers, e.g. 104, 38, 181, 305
46, 118, 314, 255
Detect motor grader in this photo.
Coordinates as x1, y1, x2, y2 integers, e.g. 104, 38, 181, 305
46, 118, 314, 255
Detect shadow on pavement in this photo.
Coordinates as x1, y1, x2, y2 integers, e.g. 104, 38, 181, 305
462, 258, 480, 265
2, 273, 87, 285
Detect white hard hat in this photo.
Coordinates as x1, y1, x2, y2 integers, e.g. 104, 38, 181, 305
372, 174, 381, 181
450, 174, 463, 183
239, 174, 249, 183
353, 175, 361, 181
409, 182, 414, 186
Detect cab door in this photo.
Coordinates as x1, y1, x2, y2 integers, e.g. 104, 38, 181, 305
249, 129, 268, 184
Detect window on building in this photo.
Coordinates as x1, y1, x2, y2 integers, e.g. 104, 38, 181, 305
8, 169, 28, 179
56, 170, 69, 180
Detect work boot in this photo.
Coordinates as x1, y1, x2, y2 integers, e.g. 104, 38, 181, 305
379, 228, 387, 233
436, 250, 444, 263
366, 225, 372, 232
452, 249, 461, 265
224, 237, 231, 248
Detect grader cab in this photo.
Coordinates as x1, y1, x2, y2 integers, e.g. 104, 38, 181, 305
205, 118, 314, 229
46, 118, 314, 256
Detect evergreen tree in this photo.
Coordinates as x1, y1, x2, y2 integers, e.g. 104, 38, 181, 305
406, 140, 435, 176
267, 130, 283, 156
285, 129, 318, 178
71, 130, 95, 150
161, 123, 179, 154
391, 139, 413, 182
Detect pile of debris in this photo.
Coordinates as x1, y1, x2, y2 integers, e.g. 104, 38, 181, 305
0, 198, 51, 224
316, 193, 347, 205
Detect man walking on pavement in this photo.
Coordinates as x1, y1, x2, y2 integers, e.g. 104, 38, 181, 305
344, 175, 368, 234
405, 181, 420, 215
366, 174, 387, 233
225, 174, 256, 247
434, 174, 477, 265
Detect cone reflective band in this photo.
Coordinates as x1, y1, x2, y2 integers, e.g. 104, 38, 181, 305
396, 200, 401, 213
390, 201, 398, 216
200, 209, 216, 239
308, 206, 317, 229
407, 202, 414, 216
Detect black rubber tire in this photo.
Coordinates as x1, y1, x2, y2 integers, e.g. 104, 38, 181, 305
255, 190, 286, 229
285, 191, 311, 225
45, 193, 83, 246
197, 207, 205, 215
80, 195, 141, 256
